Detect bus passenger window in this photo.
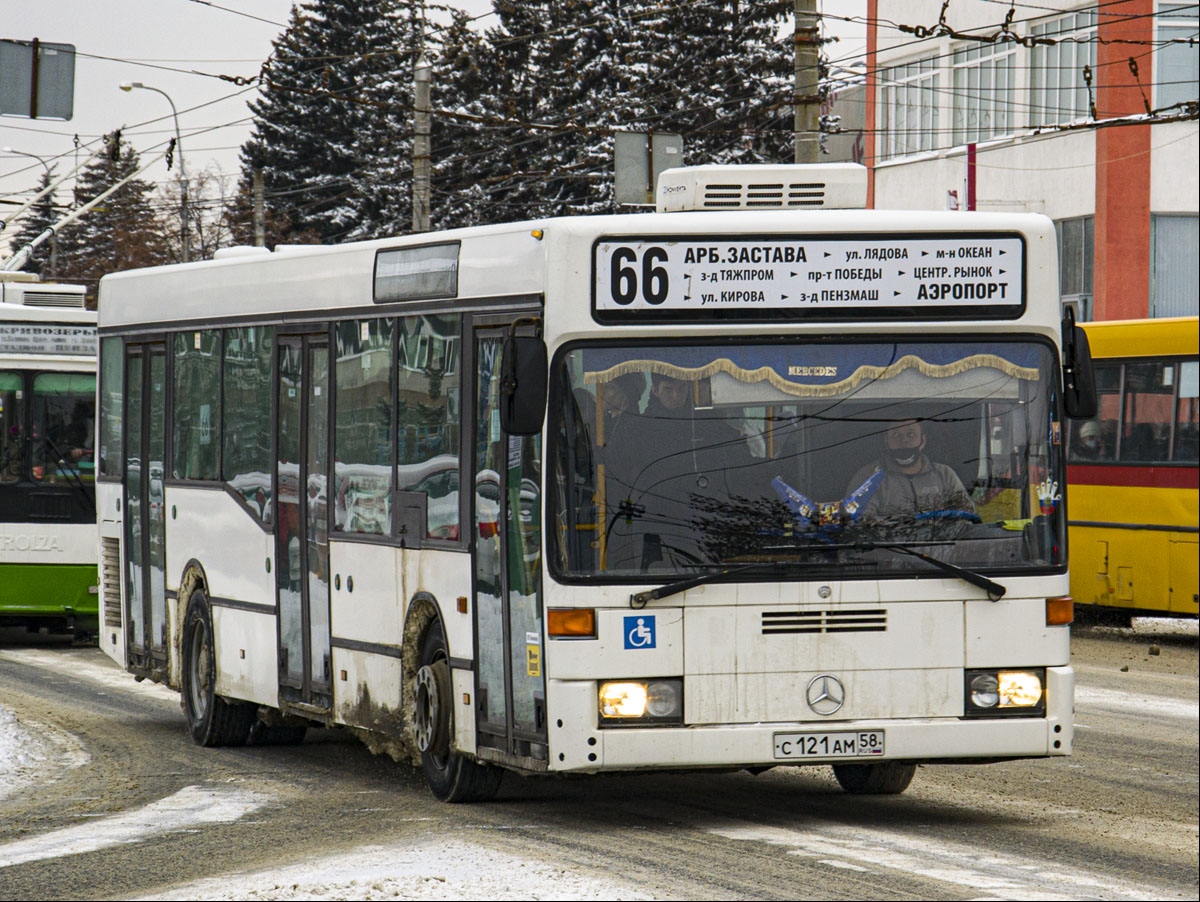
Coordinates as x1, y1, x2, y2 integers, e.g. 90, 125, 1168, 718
396, 314, 461, 541
1174, 360, 1198, 463
1119, 362, 1174, 463
174, 330, 221, 480
223, 327, 274, 523
334, 318, 393, 536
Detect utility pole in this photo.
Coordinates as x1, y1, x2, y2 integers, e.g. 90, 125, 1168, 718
794, 0, 821, 164
253, 169, 265, 247
413, 54, 431, 233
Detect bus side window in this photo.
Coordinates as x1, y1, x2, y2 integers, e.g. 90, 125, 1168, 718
333, 318, 393, 536
223, 326, 274, 523
174, 330, 221, 480
1176, 424, 1200, 462
1119, 361, 1175, 463
1174, 360, 1199, 463
396, 313, 461, 541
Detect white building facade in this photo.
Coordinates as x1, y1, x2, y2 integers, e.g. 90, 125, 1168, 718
864, 0, 1198, 321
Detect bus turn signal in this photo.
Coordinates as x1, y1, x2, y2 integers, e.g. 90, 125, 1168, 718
1046, 596, 1074, 625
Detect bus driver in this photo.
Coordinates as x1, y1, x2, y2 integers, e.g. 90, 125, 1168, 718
846, 419, 975, 522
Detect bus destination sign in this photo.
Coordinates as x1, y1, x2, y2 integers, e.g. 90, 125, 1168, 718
0, 323, 97, 356
592, 234, 1025, 322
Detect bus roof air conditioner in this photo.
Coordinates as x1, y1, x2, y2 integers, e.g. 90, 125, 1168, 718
656, 163, 867, 213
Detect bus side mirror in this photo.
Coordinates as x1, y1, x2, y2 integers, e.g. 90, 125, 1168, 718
1062, 310, 1097, 420
500, 335, 547, 436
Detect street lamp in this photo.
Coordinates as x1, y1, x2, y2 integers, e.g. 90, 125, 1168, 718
119, 81, 189, 263
2, 145, 58, 278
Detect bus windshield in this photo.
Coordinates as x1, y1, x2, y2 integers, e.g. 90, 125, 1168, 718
32, 373, 97, 483
551, 338, 1063, 582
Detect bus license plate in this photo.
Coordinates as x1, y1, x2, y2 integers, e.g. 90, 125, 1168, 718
773, 730, 885, 760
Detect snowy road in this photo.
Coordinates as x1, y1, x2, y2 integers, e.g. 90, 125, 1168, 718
1, 621, 1196, 901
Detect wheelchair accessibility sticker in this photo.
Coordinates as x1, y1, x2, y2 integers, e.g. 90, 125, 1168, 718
624, 615, 656, 649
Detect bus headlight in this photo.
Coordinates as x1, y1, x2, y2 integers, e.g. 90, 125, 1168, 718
598, 679, 683, 726
970, 673, 999, 708
964, 669, 1045, 717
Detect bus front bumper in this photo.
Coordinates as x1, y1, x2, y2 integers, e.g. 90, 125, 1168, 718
544, 665, 1073, 774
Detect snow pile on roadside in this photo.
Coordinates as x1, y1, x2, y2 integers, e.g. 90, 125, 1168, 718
0, 705, 88, 802
136, 837, 658, 901
0, 705, 46, 799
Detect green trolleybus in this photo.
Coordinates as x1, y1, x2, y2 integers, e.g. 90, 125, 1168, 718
1, 275, 98, 641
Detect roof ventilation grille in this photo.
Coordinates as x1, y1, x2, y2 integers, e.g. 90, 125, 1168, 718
658, 163, 867, 213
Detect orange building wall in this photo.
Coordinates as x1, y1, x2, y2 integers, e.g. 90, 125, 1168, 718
1093, 0, 1153, 321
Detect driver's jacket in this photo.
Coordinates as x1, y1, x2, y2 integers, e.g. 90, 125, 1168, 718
845, 455, 974, 522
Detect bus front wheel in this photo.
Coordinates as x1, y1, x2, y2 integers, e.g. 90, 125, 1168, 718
182, 589, 255, 747
832, 762, 916, 794
413, 621, 502, 803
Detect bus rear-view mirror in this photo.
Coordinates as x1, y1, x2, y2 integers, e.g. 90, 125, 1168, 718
1062, 311, 1097, 420
500, 335, 547, 436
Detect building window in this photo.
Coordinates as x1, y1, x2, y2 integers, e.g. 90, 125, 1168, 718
1030, 10, 1097, 125
952, 41, 1015, 146
1152, 214, 1200, 317
1056, 216, 1094, 320
1156, 3, 1199, 110
880, 57, 940, 159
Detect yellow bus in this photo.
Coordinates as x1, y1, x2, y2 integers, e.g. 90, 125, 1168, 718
1067, 317, 1199, 623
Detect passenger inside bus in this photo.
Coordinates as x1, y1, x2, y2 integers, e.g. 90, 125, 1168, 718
1071, 419, 1106, 460
844, 419, 975, 524
65, 399, 96, 467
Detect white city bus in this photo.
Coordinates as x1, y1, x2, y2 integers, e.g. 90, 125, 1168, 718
1, 275, 99, 641
96, 164, 1094, 801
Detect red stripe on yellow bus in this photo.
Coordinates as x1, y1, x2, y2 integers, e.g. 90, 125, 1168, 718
1066, 464, 1199, 490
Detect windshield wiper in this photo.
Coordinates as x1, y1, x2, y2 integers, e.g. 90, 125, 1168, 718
852, 541, 1007, 600
631, 564, 752, 608
754, 537, 1006, 600
628, 539, 1006, 607
629, 559, 840, 608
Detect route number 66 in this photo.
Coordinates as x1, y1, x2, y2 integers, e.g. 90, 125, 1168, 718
609, 245, 670, 306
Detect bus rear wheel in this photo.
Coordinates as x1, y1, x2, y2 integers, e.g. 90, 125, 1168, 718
832, 762, 916, 794
413, 621, 502, 803
182, 589, 255, 747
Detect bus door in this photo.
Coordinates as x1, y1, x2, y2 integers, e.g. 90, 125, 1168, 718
275, 334, 332, 711
472, 326, 547, 762
123, 343, 168, 672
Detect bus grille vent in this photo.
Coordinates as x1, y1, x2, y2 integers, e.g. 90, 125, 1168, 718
21, 290, 87, 308
702, 181, 832, 209
761, 609, 887, 634
101, 536, 122, 628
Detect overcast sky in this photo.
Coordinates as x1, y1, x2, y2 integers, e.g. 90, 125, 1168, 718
0, 1, 497, 235
1, 0, 864, 256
